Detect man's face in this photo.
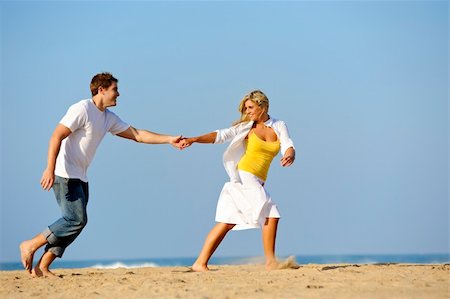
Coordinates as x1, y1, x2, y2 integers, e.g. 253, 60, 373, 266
101, 82, 120, 107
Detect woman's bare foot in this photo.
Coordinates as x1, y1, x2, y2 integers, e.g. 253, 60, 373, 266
19, 241, 35, 273
265, 259, 279, 271
191, 263, 209, 272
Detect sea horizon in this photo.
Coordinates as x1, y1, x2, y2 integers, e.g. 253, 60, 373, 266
1, 253, 448, 271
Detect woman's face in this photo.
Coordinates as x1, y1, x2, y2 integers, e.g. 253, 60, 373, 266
244, 99, 266, 121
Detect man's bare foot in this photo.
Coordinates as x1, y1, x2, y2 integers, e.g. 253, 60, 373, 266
19, 241, 35, 273
32, 265, 58, 278
191, 263, 209, 272
31, 265, 43, 278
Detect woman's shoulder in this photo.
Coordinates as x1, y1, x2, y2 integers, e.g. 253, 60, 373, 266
268, 117, 287, 126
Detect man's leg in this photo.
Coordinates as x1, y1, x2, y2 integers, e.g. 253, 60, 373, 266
32, 251, 57, 278
24, 177, 88, 276
44, 177, 89, 258
19, 234, 48, 273
262, 217, 279, 270
192, 222, 235, 272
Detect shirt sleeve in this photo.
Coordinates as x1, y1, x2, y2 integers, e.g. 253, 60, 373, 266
107, 111, 130, 135
276, 121, 295, 155
59, 103, 87, 133
214, 123, 246, 144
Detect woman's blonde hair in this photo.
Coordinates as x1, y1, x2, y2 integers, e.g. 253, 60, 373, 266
233, 90, 270, 125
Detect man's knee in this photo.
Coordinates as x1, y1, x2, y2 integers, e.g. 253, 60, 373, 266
65, 215, 88, 229
76, 216, 88, 228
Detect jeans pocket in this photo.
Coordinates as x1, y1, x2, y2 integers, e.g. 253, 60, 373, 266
54, 176, 69, 185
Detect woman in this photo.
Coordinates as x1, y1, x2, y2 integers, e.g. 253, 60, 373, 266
181, 90, 295, 271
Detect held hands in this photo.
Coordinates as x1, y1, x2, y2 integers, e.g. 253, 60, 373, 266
178, 138, 193, 150
170, 135, 184, 150
171, 136, 193, 150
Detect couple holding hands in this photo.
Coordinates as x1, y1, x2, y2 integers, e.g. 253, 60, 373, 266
20, 72, 296, 277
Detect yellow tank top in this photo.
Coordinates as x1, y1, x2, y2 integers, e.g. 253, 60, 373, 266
237, 131, 281, 181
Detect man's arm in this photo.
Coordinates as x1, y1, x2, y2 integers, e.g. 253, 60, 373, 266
40, 124, 72, 190
117, 126, 182, 147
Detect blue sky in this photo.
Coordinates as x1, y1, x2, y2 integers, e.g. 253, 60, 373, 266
1, 1, 448, 263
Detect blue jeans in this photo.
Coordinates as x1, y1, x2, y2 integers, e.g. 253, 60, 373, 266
42, 176, 89, 258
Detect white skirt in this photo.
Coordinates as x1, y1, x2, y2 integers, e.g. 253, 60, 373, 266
215, 170, 281, 230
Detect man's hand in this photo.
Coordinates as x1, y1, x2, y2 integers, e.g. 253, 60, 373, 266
40, 168, 55, 191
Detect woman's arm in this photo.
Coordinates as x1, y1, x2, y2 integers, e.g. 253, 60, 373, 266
180, 132, 217, 148
180, 121, 249, 149
275, 120, 296, 167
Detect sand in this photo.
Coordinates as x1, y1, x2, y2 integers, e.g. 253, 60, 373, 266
1, 263, 448, 299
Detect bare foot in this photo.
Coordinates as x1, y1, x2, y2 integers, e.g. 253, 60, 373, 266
265, 260, 279, 271
191, 263, 209, 272
41, 269, 59, 278
19, 241, 34, 273
31, 265, 43, 278
32, 266, 59, 278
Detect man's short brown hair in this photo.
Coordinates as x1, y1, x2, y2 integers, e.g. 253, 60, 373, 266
90, 72, 118, 96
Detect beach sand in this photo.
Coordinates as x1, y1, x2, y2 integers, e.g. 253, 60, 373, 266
1, 263, 448, 298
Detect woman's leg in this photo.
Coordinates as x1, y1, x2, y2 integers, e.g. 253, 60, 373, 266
262, 217, 279, 270
192, 222, 235, 272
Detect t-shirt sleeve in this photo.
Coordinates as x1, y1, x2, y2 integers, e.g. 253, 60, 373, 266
107, 111, 130, 135
59, 103, 87, 133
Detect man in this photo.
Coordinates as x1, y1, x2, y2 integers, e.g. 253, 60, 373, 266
20, 72, 182, 277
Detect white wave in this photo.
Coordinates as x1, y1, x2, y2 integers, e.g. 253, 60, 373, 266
231, 256, 265, 265
92, 262, 159, 269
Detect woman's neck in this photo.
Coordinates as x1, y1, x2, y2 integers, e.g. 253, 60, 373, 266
255, 114, 270, 124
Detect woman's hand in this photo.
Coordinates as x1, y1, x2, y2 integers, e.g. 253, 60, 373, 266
280, 147, 295, 167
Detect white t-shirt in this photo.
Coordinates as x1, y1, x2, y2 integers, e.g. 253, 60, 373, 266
54, 99, 130, 182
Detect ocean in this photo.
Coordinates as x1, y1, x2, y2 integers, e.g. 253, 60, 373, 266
1, 254, 448, 271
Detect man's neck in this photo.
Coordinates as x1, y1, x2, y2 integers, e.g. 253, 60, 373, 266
92, 96, 106, 112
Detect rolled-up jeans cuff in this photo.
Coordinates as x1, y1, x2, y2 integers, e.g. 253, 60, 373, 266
45, 245, 64, 258
42, 227, 59, 245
